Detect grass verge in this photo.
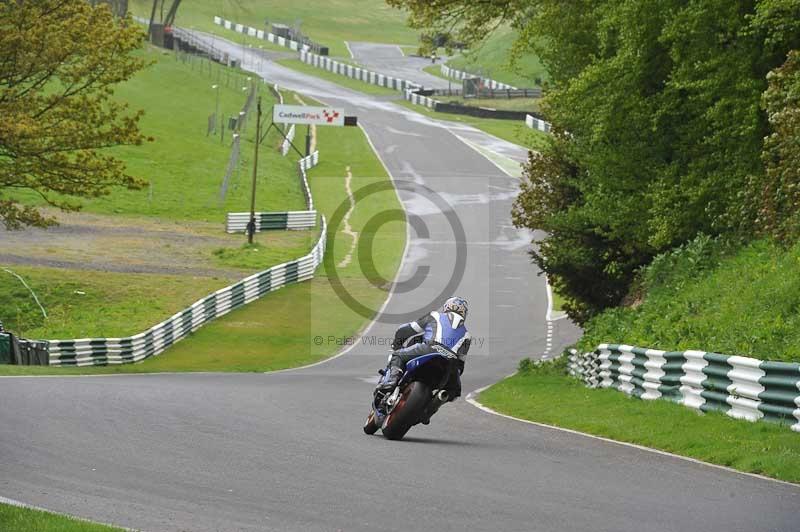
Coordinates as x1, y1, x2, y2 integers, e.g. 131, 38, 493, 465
0, 503, 122, 532
447, 27, 548, 88
577, 236, 800, 362
394, 99, 548, 150
479, 358, 800, 483
276, 58, 398, 96
1, 100, 405, 375
0, 266, 230, 339
128, 0, 418, 58
422, 64, 449, 81
11, 46, 303, 221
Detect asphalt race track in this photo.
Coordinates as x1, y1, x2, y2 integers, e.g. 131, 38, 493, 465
1, 34, 797, 532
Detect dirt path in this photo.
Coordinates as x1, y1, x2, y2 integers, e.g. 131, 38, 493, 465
0, 210, 254, 281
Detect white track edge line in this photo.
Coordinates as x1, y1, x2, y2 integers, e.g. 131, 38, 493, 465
0, 495, 135, 531
464, 386, 799, 488
266, 121, 409, 373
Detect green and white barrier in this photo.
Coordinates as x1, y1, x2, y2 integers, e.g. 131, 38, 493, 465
297, 150, 319, 211
47, 217, 326, 367
440, 64, 516, 90
403, 89, 438, 109
213, 16, 309, 53
298, 49, 421, 92
226, 210, 317, 232
525, 114, 552, 133
225, 150, 319, 233
280, 124, 296, 156
568, 344, 800, 431
46, 144, 325, 366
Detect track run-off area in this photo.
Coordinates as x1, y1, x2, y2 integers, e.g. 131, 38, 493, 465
1, 32, 797, 532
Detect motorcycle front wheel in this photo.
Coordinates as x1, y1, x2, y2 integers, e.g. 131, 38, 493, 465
363, 410, 380, 435
381, 381, 430, 441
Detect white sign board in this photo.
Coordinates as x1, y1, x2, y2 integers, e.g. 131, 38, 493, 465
273, 105, 345, 126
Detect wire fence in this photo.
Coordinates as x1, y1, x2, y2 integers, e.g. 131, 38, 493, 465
218, 82, 256, 204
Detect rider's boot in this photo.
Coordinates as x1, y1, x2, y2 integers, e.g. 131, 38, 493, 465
376, 366, 404, 393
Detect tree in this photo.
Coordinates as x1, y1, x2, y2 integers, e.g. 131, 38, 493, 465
147, 0, 183, 38
391, 0, 800, 322
90, 0, 128, 18
746, 50, 800, 242
0, 0, 148, 230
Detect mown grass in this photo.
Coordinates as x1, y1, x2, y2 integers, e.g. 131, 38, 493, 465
0, 52, 319, 346
276, 58, 399, 96
0, 503, 123, 532
447, 27, 549, 89
422, 64, 450, 81
10, 46, 304, 221
128, 0, 419, 58
211, 235, 316, 270
0, 266, 228, 339
135, 120, 405, 373
551, 289, 566, 313
577, 237, 800, 362
0, 105, 405, 374
480, 358, 800, 483
394, 99, 549, 151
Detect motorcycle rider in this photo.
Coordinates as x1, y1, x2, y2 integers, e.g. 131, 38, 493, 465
377, 296, 471, 401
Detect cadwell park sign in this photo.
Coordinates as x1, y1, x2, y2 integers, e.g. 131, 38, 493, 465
273, 104, 345, 126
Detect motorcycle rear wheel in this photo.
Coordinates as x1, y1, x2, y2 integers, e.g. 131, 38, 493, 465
381, 381, 430, 441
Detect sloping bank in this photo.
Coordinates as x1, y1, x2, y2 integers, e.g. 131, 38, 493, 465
477, 236, 800, 482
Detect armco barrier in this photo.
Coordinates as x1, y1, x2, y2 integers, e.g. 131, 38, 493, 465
404, 88, 437, 109
280, 124, 296, 156
43, 139, 324, 366
225, 150, 319, 233
213, 16, 328, 55
298, 50, 421, 93
47, 217, 326, 367
568, 344, 800, 432
226, 211, 317, 232
435, 103, 532, 120
215, 16, 305, 52
440, 64, 516, 90
526, 114, 552, 133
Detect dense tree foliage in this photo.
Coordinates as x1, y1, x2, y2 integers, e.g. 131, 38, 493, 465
391, 0, 800, 322
0, 0, 148, 229
747, 49, 800, 242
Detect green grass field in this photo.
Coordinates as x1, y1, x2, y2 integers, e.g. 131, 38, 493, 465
11, 47, 304, 221
128, 0, 419, 58
0, 100, 405, 375
276, 58, 399, 96
422, 64, 454, 82
479, 358, 800, 483
394, 99, 548, 150
0, 503, 122, 532
447, 27, 548, 89
0, 47, 320, 342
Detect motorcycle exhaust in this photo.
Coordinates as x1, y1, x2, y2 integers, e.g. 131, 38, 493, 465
436, 390, 449, 403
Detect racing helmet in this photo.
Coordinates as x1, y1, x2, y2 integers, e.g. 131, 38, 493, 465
441, 296, 468, 319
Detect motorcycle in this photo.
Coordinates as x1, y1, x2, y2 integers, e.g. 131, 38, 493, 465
363, 345, 461, 440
